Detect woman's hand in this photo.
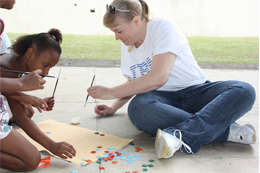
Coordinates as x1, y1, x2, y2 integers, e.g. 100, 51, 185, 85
18, 95, 48, 114
43, 97, 55, 111
95, 104, 117, 115
50, 141, 76, 159
87, 85, 114, 100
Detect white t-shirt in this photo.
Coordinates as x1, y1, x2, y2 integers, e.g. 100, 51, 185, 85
121, 18, 209, 91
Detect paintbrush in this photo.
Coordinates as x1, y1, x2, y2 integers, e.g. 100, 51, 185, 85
84, 75, 95, 107
52, 69, 61, 98
1, 69, 66, 79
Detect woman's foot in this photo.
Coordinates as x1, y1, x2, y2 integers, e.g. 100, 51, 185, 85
227, 123, 256, 144
155, 129, 193, 159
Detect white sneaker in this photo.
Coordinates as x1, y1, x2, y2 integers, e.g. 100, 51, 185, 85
155, 129, 193, 159
227, 123, 256, 144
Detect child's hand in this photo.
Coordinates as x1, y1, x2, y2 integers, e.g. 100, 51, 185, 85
18, 95, 48, 114
19, 69, 46, 91
43, 97, 55, 111
50, 141, 76, 159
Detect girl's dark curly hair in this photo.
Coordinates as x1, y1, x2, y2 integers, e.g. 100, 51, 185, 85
11, 28, 62, 56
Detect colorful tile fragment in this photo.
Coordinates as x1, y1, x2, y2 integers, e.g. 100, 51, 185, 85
99, 166, 105, 170
135, 147, 143, 152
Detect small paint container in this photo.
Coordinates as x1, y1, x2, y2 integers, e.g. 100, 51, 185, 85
71, 117, 80, 125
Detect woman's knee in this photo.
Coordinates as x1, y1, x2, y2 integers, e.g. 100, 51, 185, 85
233, 81, 256, 105
128, 93, 154, 118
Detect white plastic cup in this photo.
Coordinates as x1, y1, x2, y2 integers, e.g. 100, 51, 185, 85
71, 117, 80, 125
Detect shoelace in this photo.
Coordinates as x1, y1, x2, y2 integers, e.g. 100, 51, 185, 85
173, 130, 194, 154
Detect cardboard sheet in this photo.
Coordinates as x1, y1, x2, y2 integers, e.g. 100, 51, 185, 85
16, 119, 133, 166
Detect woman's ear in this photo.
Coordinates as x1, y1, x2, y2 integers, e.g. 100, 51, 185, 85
133, 16, 140, 27
25, 47, 35, 60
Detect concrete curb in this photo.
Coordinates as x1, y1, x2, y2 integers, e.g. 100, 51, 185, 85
57, 58, 259, 70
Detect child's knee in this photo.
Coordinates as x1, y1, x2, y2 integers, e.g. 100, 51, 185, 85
23, 151, 40, 172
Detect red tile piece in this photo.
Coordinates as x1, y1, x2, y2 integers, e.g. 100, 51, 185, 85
91, 151, 96, 154
135, 147, 143, 152
100, 134, 105, 136
99, 166, 105, 170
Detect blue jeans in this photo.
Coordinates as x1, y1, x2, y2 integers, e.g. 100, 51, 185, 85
128, 80, 256, 154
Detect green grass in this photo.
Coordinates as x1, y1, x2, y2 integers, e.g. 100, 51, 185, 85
188, 37, 259, 63
7, 33, 259, 63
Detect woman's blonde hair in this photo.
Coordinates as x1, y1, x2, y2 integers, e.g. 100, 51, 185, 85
103, 0, 151, 52
103, 0, 151, 28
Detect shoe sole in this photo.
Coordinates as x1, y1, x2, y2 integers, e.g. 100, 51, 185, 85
155, 129, 172, 159
155, 129, 162, 158
245, 124, 257, 144
234, 122, 257, 144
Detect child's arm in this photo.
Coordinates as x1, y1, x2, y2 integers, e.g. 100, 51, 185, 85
8, 98, 76, 159
2, 91, 48, 114
0, 69, 46, 92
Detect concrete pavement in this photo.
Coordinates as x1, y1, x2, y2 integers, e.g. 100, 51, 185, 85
0, 67, 258, 173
